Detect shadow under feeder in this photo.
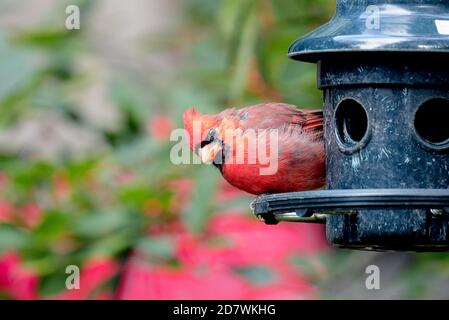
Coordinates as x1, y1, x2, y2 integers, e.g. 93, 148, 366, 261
252, 0, 449, 251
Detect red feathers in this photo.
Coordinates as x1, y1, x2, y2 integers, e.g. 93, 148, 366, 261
183, 108, 220, 149
183, 103, 325, 195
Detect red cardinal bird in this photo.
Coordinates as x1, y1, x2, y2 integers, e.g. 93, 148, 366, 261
183, 103, 325, 195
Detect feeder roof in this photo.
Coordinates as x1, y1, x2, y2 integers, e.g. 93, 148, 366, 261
288, 0, 449, 63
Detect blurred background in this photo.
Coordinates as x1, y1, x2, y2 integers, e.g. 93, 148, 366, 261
0, 0, 448, 300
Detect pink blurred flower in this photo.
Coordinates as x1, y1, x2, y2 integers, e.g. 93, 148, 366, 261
216, 180, 250, 201
0, 251, 38, 300
148, 116, 173, 141
54, 257, 119, 300
115, 170, 136, 185
0, 173, 9, 189
53, 174, 71, 201
117, 257, 250, 300
178, 212, 328, 268
0, 201, 14, 223
117, 257, 317, 300
118, 212, 328, 299
20, 203, 43, 228
244, 284, 311, 300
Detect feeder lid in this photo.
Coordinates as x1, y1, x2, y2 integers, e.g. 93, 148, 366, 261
289, 0, 449, 63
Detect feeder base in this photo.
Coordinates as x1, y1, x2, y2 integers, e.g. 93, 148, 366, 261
252, 189, 449, 252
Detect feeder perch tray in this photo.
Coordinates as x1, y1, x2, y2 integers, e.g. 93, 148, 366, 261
252, 189, 449, 251
252, 189, 449, 224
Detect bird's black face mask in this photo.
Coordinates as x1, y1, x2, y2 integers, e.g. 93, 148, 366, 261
195, 128, 227, 172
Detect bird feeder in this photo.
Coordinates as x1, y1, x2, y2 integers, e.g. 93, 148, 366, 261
252, 0, 449, 251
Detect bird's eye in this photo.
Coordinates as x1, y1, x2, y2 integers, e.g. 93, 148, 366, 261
200, 140, 211, 148
200, 129, 217, 148
196, 129, 219, 152
206, 129, 217, 142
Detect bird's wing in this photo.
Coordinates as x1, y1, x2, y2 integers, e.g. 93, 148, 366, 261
232, 102, 323, 139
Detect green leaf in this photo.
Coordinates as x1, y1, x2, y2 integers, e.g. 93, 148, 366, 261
73, 210, 132, 238
182, 166, 219, 234
11, 161, 55, 189
32, 211, 68, 244
217, 0, 249, 41
0, 33, 42, 102
233, 266, 277, 286
119, 185, 173, 209
86, 230, 136, 257
38, 271, 68, 297
65, 158, 98, 182
0, 224, 30, 254
137, 236, 176, 259
228, 2, 259, 101
108, 79, 146, 129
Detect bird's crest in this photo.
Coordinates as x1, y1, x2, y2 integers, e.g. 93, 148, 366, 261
183, 107, 220, 150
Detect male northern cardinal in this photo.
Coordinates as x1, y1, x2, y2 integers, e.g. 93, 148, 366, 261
183, 103, 325, 195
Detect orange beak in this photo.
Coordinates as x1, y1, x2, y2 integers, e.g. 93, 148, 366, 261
199, 141, 223, 164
